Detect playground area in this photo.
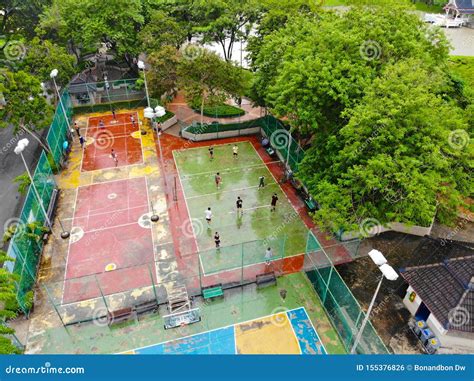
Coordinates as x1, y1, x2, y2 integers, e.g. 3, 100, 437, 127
15, 104, 386, 355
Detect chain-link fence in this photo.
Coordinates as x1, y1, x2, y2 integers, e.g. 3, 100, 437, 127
6, 151, 56, 312
304, 231, 388, 354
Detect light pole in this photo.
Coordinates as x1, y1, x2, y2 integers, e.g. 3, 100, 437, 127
138, 60, 150, 108
14, 139, 70, 240
50, 69, 73, 140
144, 105, 166, 184
350, 249, 398, 354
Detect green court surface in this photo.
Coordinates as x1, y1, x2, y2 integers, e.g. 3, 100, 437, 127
173, 141, 314, 271
26, 273, 345, 354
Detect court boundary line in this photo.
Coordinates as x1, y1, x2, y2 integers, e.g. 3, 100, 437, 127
62, 176, 153, 301
61, 186, 79, 305
179, 161, 282, 179
145, 175, 159, 285
200, 251, 304, 277
172, 151, 200, 253
62, 204, 149, 222
185, 184, 278, 200
123, 306, 323, 355
173, 140, 249, 153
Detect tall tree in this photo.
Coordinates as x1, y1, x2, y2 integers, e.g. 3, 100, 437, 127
147, 46, 180, 100
21, 38, 76, 87
177, 49, 250, 124
193, 0, 262, 61
0, 70, 53, 152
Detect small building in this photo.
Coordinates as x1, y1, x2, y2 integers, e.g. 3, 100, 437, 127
400, 255, 474, 353
445, 0, 474, 26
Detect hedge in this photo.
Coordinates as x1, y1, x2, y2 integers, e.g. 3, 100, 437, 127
193, 104, 245, 118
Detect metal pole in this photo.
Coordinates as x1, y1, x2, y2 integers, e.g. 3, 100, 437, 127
19, 152, 56, 237
142, 68, 150, 108
52, 77, 72, 140
350, 275, 384, 354
157, 130, 167, 187
285, 133, 291, 169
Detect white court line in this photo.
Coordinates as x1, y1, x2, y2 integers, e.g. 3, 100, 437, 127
299, 307, 328, 354
287, 310, 303, 355
123, 307, 310, 354
61, 186, 79, 305
172, 151, 200, 253
61, 204, 149, 222
76, 175, 145, 190
180, 161, 281, 179
144, 175, 159, 284
173, 140, 248, 153
185, 184, 278, 200
200, 251, 303, 277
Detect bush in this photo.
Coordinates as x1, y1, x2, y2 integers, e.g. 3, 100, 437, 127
193, 104, 245, 118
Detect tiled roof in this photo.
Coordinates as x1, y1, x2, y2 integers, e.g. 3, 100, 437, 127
400, 256, 474, 333
447, 0, 474, 14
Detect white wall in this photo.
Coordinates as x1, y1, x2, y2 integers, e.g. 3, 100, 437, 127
402, 286, 423, 316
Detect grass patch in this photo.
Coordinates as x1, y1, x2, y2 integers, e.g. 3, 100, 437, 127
194, 104, 245, 118
449, 56, 474, 89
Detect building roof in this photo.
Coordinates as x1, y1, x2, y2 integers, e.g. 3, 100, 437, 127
400, 255, 474, 333
446, 0, 474, 14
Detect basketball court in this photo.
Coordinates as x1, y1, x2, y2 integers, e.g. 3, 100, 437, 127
81, 112, 143, 171
123, 307, 326, 355
63, 176, 156, 303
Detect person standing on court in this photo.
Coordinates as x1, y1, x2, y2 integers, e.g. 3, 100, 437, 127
79, 136, 85, 147
112, 108, 116, 120
271, 193, 279, 212
99, 119, 105, 129
74, 121, 81, 137
205, 207, 212, 226
232, 144, 238, 159
215, 172, 222, 189
265, 247, 273, 266
208, 146, 214, 160
130, 114, 136, 127
258, 175, 265, 189
236, 196, 243, 216
214, 232, 221, 249
111, 149, 118, 167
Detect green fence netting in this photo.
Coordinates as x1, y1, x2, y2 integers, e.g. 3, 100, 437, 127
7, 151, 56, 313
46, 90, 73, 167
304, 231, 388, 354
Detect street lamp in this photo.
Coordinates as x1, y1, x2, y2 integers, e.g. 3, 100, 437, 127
138, 60, 150, 108
49, 69, 73, 140
14, 139, 70, 240
144, 105, 166, 189
350, 249, 398, 354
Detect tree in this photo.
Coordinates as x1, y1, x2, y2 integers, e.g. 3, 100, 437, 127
0, 0, 49, 39
147, 46, 180, 100
0, 250, 21, 354
21, 38, 76, 87
138, 10, 187, 53
38, 0, 144, 65
0, 70, 54, 153
298, 59, 472, 232
13, 172, 31, 196
193, 0, 262, 61
178, 49, 250, 124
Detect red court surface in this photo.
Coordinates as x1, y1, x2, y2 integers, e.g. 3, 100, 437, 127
81, 112, 143, 172
63, 177, 155, 304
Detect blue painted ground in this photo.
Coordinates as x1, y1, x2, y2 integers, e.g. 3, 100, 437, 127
288, 307, 326, 354
131, 308, 326, 355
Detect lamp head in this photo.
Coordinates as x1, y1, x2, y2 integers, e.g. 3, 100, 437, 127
50, 69, 59, 78
137, 60, 145, 70
14, 138, 30, 155
368, 249, 387, 266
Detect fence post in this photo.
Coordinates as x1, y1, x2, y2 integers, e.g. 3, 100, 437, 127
95, 275, 109, 313
241, 243, 244, 286
148, 264, 159, 304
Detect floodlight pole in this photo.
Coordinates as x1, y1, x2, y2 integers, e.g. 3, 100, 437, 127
50, 70, 73, 140
350, 275, 384, 354
138, 61, 151, 108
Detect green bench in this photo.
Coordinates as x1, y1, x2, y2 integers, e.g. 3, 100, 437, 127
304, 197, 317, 212
203, 286, 223, 300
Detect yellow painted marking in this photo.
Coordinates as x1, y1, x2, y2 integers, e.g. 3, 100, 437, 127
105, 263, 116, 272
235, 314, 300, 354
